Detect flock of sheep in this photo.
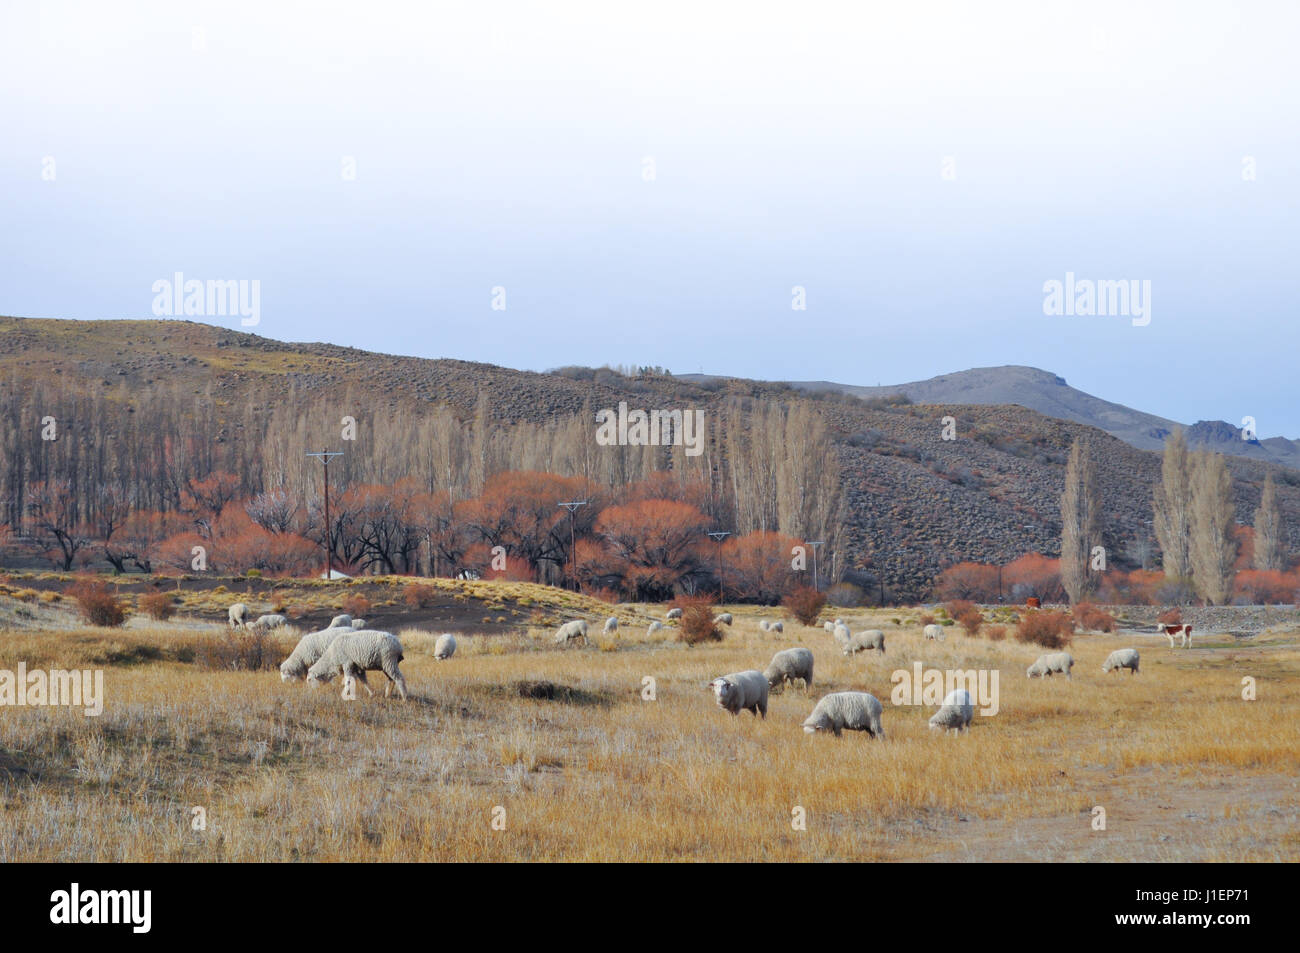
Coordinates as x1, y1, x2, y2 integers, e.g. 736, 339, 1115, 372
227, 600, 1150, 733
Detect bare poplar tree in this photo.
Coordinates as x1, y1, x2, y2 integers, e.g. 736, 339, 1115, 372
1189, 450, 1237, 605
1253, 472, 1284, 571
1153, 427, 1192, 580
1060, 437, 1101, 604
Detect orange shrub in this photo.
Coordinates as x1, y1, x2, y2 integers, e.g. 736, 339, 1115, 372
985, 624, 1007, 642
65, 578, 127, 628
138, 591, 176, 621
674, 596, 722, 645
341, 593, 372, 617
1015, 610, 1073, 649
1156, 608, 1183, 626
404, 584, 437, 609
781, 585, 826, 628
945, 600, 983, 636
1073, 602, 1116, 632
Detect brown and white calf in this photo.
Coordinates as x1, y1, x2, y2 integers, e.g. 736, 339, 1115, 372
1157, 622, 1193, 648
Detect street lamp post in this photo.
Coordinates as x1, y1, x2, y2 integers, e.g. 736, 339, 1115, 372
707, 531, 730, 600
306, 449, 344, 579
558, 501, 588, 590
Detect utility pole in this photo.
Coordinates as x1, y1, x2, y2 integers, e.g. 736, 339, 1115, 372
307, 449, 344, 579
807, 540, 824, 591
707, 531, 730, 600
558, 501, 588, 590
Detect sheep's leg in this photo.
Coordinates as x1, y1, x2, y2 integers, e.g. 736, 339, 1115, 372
352, 669, 374, 697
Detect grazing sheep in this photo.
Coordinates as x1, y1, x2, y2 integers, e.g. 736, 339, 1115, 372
832, 622, 851, 645
923, 624, 945, 642
802, 692, 885, 738
1026, 652, 1074, 679
249, 613, 288, 631
603, 616, 619, 635
280, 627, 349, 682
823, 621, 836, 633
770, 620, 783, 633
328, 614, 352, 629
717, 613, 734, 626
842, 629, 885, 656
666, 607, 683, 620
351, 618, 366, 629
228, 603, 249, 628
929, 688, 974, 732
433, 633, 457, 660
1102, 648, 1140, 675
554, 619, 589, 646
647, 621, 664, 635
708, 670, 768, 718
758, 620, 771, 632
307, 631, 408, 700
763, 648, 814, 692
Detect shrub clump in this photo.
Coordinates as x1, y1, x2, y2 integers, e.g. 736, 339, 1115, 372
672, 596, 722, 645
65, 578, 127, 628
341, 593, 372, 617
781, 585, 827, 627
1015, 610, 1074, 649
139, 591, 176, 621
1073, 602, 1116, 633
945, 600, 984, 637
985, 624, 1007, 642
404, 583, 437, 609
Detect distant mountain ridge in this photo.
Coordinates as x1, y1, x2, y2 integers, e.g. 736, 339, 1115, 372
689, 365, 1300, 469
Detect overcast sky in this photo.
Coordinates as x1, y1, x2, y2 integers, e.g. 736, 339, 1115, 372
2, 1, 1297, 436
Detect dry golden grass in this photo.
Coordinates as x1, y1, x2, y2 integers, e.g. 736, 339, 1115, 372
0, 604, 1296, 862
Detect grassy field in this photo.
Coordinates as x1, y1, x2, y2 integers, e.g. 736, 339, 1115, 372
0, 596, 1297, 862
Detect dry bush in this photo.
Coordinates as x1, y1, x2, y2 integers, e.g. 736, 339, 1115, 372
65, 578, 127, 628
194, 629, 282, 671
138, 591, 176, 621
674, 596, 722, 645
985, 624, 1007, 641
781, 585, 826, 627
918, 612, 936, 626
1015, 610, 1074, 649
341, 593, 372, 617
1157, 607, 1183, 626
404, 583, 437, 609
945, 600, 983, 636
1073, 602, 1117, 632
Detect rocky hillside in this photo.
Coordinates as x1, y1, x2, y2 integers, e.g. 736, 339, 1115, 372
3, 316, 1299, 600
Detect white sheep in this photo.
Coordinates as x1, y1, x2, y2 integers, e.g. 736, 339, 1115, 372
307, 630, 408, 700
603, 616, 619, 635
770, 620, 784, 633
1102, 648, 1140, 675
434, 633, 457, 660
708, 670, 768, 718
763, 648, 814, 692
554, 619, 589, 646
1026, 652, 1074, 679
647, 621, 665, 635
666, 607, 683, 620
351, 618, 366, 629
842, 629, 885, 656
280, 627, 348, 682
802, 692, 885, 738
758, 620, 771, 632
328, 613, 352, 629
717, 613, 733, 626
832, 622, 851, 645
928, 688, 974, 732
249, 613, 288, 631
923, 624, 945, 642
228, 602, 249, 628
823, 620, 835, 632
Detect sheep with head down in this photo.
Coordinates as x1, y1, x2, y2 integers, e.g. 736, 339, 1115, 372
554, 619, 589, 646
603, 616, 619, 635
434, 633, 457, 660
306, 630, 408, 700
228, 603, 249, 628
1102, 648, 1139, 675
280, 627, 348, 682
842, 629, 885, 656
923, 624, 945, 642
929, 688, 974, 732
802, 692, 884, 738
1027, 652, 1074, 679
763, 647, 814, 693
665, 607, 683, 621
328, 613, 352, 629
